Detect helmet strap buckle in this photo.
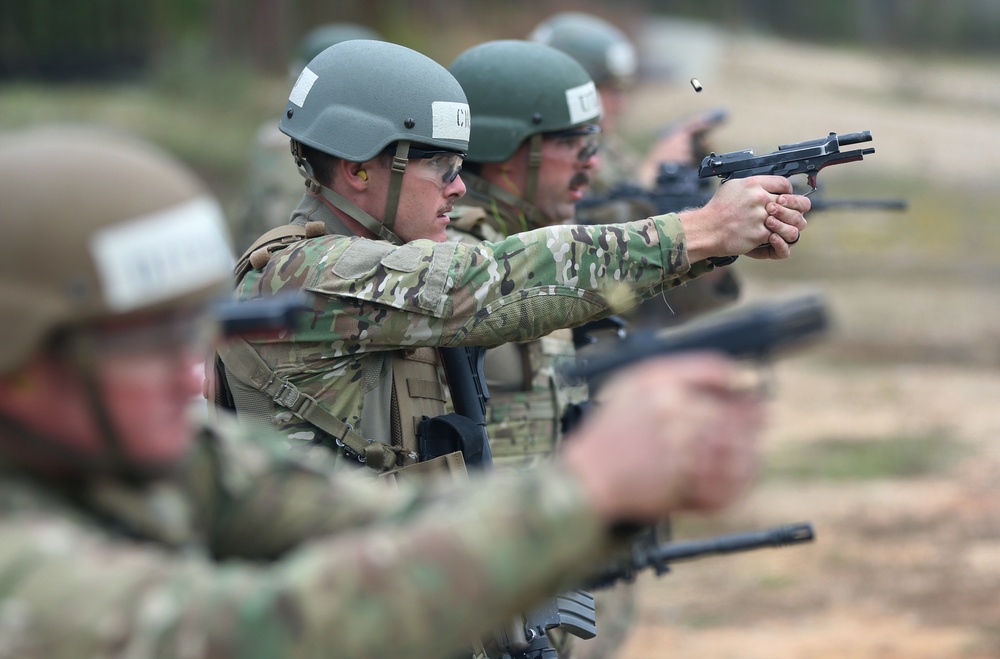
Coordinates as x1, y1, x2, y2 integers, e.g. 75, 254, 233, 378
382, 141, 410, 236
290, 140, 323, 192
523, 133, 544, 204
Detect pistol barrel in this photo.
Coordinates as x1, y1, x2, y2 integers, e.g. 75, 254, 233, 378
837, 130, 872, 146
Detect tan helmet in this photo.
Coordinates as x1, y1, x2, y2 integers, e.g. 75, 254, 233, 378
0, 125, 234, 375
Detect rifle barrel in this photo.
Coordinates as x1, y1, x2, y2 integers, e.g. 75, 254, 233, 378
645, 523, 815, 565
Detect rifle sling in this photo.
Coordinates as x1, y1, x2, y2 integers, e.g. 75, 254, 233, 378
216, 336, 399, 472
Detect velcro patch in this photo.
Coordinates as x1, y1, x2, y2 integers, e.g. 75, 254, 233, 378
380, 243, 424, 272
432, 101, 471, 141
565, 81, 601, 125
288, 67, 319, 108
332, 239, 396, 279
89, 197, 233, 312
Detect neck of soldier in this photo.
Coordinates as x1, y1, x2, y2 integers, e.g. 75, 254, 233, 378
309, 189, 378, 240
460, 171, 551, 236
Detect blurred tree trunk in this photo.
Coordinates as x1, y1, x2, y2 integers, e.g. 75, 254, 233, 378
251, 0, 289, 70
209, 0, 237, 64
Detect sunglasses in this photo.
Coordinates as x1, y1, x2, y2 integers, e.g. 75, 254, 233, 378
543, 124, 602, 163
383, 144, 466, 184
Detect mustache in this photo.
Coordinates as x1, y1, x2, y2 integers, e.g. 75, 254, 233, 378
569, 172, 590, 189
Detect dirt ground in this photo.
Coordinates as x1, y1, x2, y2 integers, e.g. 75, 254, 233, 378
611, 29, 1000, 659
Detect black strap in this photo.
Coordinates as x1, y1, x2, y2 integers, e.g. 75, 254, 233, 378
417, 413, 488, 468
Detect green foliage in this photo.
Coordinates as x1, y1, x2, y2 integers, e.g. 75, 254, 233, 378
765, 435, 966, 481
0, 69, 285, 201
645, 0, 1000, 54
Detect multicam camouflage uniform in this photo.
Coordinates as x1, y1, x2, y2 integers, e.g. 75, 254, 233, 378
446, 185, 588, 470
0, 124, 626, 659
447, 176, 645, 659
0, 414, 625, 658
232, 193, 711, 467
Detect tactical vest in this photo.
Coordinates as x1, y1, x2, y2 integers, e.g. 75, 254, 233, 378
447, 196, 588, 468
214, 217, 454, 475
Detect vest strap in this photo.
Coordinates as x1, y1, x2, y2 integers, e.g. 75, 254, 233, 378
216, 336, 406, 472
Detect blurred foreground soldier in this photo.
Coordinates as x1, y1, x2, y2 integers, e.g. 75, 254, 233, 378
217, 39, 807, 472
232, 23, 382, 253
0, 125, 767, 658
531, 12, 741, 329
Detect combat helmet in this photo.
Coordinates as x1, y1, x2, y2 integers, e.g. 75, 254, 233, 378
529, 12, 638, 89
449, 39, 601, 205
0, 125, 233, 473
280, 40, 471, 244
0, 125, 233, 376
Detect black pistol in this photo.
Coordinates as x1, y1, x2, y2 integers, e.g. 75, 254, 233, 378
698, 130, 875, 192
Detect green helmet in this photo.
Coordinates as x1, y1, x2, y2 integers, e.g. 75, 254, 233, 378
281, 39, 469, 165
290, 23, 382, 80
0, 125, 233, 375
280, 39, 471, 243
529, 12, 638, 89
449, 39, 601, 164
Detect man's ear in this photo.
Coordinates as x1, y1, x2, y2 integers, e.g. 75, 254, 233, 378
339, 160, 369, 191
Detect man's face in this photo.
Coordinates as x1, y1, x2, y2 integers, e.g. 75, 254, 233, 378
34, 313, 206, 469
532, 129, 600, 225
94, 314, 205, 465
368, 150, 467, 243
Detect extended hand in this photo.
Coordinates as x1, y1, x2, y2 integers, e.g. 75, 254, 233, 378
679, 175, 810, 262
561, 353, 765, 525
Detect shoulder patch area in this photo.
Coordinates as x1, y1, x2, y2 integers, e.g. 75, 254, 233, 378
332, 239, 397, 279
380, 243, 424, 273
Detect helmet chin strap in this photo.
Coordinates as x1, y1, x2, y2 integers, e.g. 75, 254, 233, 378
523, 133, 544, 206
381, 141, 410, 238
290, 139, 406, 246
0, 331, 163, 481
462, 172, 548, 233
65, 331, 135, 477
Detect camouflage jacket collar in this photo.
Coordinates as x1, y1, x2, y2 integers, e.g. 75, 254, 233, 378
459, 172, 548, 236
290, 193, 357, 238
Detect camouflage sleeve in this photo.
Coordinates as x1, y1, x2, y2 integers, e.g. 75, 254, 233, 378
0, 466, 611, 658
242, 215, 716, 349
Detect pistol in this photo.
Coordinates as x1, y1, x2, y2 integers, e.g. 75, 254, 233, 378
698, 130, 875, 193
563, 293, 830, 385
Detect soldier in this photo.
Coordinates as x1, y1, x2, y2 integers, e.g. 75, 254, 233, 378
445, 39, 805, 461
232, 23, 382, 254
0, 124, 768, 658
530, 12, 741, 328
218, 39, 808, 475
529, 11, 721, 195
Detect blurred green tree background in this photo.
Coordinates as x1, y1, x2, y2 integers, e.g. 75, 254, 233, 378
3, 0, 998, 81
2, 0, 997, 220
